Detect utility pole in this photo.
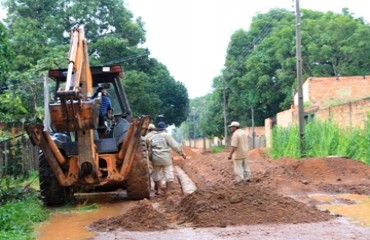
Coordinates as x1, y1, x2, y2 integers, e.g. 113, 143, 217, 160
192, 107, 196, 148
222, 77, 228, 146
188, 118, 191, 147
295, 0, 305, 156
251, 106, 255, 149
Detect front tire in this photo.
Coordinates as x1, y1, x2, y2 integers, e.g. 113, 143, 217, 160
39, 152, 73, 206
126, 140, 151, 200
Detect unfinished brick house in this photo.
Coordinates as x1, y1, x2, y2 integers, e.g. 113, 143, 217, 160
265, 75, 370, 147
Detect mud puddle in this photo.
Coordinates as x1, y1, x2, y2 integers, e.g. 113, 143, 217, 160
310, 194, 370, 227
35, 201, 135, 240
93, 219, 370, 240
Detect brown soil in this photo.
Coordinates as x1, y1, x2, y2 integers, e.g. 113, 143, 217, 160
90, 199, 168, 231
89, 147, 370, 232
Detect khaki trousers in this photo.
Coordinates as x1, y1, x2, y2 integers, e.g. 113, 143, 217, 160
233, 158, 251, 181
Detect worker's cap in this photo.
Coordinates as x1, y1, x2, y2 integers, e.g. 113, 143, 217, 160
148, 123, 155, 130
228, 121, 240, 128
156, 122, 167, 130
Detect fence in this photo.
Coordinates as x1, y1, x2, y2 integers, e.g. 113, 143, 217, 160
185, 128, 267, 152
247, 135, 266, 150
0, 134, 39, 178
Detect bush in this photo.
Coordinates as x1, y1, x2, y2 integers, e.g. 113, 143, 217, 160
270, 119, 370, 164
211, 145, 226, 153
0, 194, 49, 240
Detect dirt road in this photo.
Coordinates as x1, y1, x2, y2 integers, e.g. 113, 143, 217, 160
90, 148, 370, 239
38, 148, 370, 239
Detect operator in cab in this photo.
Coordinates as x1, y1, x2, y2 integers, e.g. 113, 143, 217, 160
93, 87, 114, 135
93, 87, 112, 117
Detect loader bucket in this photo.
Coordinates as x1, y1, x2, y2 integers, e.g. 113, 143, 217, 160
49, 98, 100, 132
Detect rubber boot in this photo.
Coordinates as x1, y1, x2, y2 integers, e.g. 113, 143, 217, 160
154, 181, 160, 195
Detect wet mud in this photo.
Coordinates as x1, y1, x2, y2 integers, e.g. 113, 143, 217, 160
37, 148, 370, 240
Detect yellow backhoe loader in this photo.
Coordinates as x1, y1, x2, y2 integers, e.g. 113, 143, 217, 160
25, 25, 151, 206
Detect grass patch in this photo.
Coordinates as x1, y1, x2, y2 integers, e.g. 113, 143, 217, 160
211, 145, 226, 153
57, 201, 100, 213
270, 125, 300, 158
0, 171, 48, 239
0, 174, 101, 239
77, 202, 99, 212
270, 119, 370, 164
0, 194, 49, 240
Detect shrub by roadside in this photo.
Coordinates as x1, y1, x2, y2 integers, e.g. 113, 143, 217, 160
0, 193, 49, 240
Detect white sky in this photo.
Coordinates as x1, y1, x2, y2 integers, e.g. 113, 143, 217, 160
1, 1, 369, 98
124, 0, 369, 98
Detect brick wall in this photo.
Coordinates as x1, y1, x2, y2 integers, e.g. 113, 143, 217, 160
184, 137, 214, 152
294, 76, 370, 107
265, 97, 370, 147
276, 109, 294, 127
243, 126, 265, 136
264, 118, 273, 148
316, 97, 370, 129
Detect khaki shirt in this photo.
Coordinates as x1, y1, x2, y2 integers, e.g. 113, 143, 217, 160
148, 130, 184, 166
144, 130, 156, 147
230, 128, 249, 159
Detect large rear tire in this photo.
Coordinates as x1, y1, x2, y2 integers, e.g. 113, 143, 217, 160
126, 140, 151, 200
39, 152, 73, 206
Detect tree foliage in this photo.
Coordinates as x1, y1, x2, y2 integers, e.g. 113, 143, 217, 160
0, 22, 12, 86
203, 8, 370, 138
1, 0, 189, 125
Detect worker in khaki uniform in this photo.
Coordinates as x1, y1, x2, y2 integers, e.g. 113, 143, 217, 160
144, 123, 156, 175
144, 123, 156, 148
227, 121, 252, 183
148, 122, 186, 195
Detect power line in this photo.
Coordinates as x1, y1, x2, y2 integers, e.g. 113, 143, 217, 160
225, 10, 287, 74
220, 8, 290, 133
0, 79, 43, 92
102, 50, 150, 65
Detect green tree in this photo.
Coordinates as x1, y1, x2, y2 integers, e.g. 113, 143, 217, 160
201, 77, 226, 138
0, 22, 12, 87
2, 0, 189, 125
141, 59, 189, 126
0, 22, 19, 122
0, 90, 28, 122
206, 8, 370, 136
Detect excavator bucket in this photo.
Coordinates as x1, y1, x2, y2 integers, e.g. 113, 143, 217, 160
49, 98, 100, 132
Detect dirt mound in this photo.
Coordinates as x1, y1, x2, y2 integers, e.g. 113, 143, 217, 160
180, 151, 370, 228
177, 185, 333, 227
248, 148, 268, 159
184, 150, 370, 193
90, 150, 370, 233
294, 157, 370, 182
174, 146, 199, 158
90, 199, 168, 231
260, 156, 370, 195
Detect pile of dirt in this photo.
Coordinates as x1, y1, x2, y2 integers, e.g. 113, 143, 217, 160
90, 199, 168, 231
294, 157, 370, 183
184, 149, 370, 193
91, 148, 370, 232
177, 185, 334, 227
182, 151, 236, 188
259, 156, 370, 195
248, 148, 269, 159
179, 148, 370, 227
182, 146, 200, 158
173, 146, 199, 159
266, 156, 370, 183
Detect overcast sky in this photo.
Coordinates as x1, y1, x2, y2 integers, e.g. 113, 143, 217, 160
124, 0, 369, 98
1, 1, 369, 98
